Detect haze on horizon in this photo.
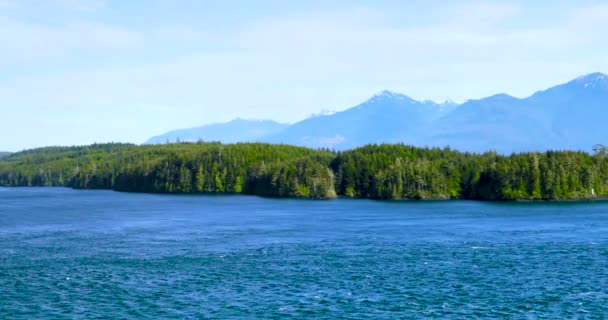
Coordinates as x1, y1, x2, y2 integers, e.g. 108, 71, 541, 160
1, 0, 608, 152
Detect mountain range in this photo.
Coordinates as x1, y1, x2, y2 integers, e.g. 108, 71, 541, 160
146, 118, 288, 145
0, 152, 11, 159
146, 72, 608, 153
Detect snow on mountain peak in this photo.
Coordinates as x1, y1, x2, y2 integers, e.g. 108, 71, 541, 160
372, 90, 403, 98
574, 72, 608, 89
367, 90, 417, 104
310, 109, 337, 117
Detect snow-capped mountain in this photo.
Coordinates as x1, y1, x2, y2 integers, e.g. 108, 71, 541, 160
146, 72, 608, 153
263, 90, 454, 149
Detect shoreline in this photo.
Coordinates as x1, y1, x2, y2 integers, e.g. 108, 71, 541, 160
3, 185, 608, 203
2, 142, 607, 203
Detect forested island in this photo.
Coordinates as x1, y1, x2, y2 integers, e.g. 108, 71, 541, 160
1, 142, 607, 201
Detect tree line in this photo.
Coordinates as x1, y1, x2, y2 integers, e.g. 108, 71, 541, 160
1, 142, 607, 200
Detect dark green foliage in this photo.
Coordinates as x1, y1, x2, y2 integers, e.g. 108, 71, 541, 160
332, 145, 608, 200
331, 144, 467, 199
473, 151, 608, 200
1, 142, 607, 201
0, 142, 336, 199
247, 157, 336, 199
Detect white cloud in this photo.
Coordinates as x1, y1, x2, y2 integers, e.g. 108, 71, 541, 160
0, 18, 142, 62
52, 0, 107, 12
0, 0, 107, 12
0, 0, 18, 9
442, 1, 521, 28
2, 1, 608, 151
156, 25, 205, 42
4, 2, 608, 103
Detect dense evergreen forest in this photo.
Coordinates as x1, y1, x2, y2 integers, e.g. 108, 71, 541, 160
1, 142, 607, 201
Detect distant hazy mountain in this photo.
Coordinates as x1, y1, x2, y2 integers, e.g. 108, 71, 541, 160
146, 119, 289, 144
427, 93, 558, 153
146, 72, 608, 153
0, 152, 11, 159
524, 72, 608, 151
264, 91, 456, 149
429, 72, 608, 153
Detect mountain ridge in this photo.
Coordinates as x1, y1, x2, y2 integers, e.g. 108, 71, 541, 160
146, 118, 288, 145
146, 72, 608, 153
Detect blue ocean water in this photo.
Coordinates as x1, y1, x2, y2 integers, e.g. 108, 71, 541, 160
1, 188, 607, 319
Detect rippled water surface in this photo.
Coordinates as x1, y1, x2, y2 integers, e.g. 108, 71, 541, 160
1, 188, 607, 319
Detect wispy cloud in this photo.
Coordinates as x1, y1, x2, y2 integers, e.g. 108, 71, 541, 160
52, 0, 107, 12
1, 1, 608, 151
0, 0, 107, 12
0, 18, 141, 63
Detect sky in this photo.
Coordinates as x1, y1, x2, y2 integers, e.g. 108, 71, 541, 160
1, 0, 608, 151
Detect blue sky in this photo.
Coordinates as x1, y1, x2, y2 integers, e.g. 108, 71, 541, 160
1, 0, 608, 151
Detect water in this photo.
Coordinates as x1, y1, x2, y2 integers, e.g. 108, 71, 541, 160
1, 188, 607, 319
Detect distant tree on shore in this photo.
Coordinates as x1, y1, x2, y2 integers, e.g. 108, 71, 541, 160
1, 142, 607, 201
593, 144, 607, 157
